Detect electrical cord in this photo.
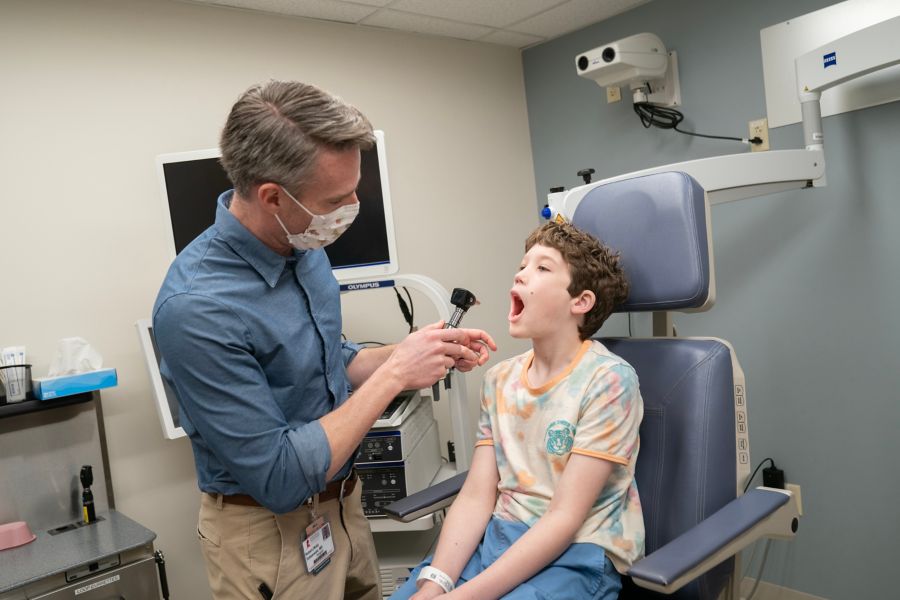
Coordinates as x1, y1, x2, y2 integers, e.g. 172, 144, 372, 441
741, 457, 778, 599
404, 287, 414, 329
343, 287, 415, 348
393, 287, 415, 333
633, 102, 763, 145
746, 539, 772, 600
743, 457, 775, 493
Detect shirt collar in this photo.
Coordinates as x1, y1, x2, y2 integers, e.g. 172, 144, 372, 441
215, 190, 305, 288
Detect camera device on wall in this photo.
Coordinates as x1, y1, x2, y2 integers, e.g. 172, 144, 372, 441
576, 32, 681, 107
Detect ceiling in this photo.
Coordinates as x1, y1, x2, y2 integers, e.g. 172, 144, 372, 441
183, 0, 651, 48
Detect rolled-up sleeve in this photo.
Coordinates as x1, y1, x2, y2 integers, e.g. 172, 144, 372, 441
154, 293, 330, 513
341, 339, 362, 369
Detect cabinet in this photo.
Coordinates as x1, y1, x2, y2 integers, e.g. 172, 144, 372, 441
0, 393, 165, 599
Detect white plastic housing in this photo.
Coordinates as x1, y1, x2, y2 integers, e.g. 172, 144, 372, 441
576, 33, 668, 88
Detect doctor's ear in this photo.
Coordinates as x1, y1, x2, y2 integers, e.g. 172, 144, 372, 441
571, 290, 596, 316
256, 183, 285, 214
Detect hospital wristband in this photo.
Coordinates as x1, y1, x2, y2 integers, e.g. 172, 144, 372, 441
416, 566, 455, 593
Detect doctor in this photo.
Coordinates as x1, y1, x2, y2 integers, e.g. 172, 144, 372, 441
153, 80, 496, 600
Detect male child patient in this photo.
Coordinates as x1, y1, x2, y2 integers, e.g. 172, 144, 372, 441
391, 220, 644, 600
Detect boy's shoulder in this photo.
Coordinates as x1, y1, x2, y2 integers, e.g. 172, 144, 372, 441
582, 340, 639, 382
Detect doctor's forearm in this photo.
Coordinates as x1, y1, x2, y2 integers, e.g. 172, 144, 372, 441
319, 365, 405, 480
345, 345, 396, 388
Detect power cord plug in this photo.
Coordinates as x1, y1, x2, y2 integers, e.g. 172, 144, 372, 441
762, 463, 785, 489
744, 457, 786, 492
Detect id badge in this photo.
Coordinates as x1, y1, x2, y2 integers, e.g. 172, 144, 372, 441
302, 516, 335, 575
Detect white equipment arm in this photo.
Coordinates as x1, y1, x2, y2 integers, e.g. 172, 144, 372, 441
796, 15, 900, 155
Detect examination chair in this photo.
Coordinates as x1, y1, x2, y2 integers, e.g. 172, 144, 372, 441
385, 172, 801, 599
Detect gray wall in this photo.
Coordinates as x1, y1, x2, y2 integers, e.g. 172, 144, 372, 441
523, 1, 899, 599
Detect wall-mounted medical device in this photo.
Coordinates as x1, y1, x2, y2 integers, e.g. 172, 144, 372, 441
550, 16, 900, 217
576, 32, 681, 106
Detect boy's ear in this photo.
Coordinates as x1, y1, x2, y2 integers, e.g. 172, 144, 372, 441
571, 290, 596, 316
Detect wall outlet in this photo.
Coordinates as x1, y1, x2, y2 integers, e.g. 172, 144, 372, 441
786, 483, 803, 516
606, 86, 621, 103
749, 118, 770, 152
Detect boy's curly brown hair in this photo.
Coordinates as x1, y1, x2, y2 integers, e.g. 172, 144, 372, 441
525, 220, 629, 340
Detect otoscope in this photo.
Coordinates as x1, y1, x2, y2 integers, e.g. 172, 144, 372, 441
80, 465, 96, 524
443, 288, 478, 390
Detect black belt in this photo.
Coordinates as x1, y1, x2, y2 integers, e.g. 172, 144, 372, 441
208, 472, 358, 507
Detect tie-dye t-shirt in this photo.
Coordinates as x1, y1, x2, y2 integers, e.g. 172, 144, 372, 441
475, 339, 644, 573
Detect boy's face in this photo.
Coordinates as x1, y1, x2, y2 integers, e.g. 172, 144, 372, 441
509, 244, 581, 340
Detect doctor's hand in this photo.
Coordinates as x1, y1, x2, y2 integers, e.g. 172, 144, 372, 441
384, 321, 496, 390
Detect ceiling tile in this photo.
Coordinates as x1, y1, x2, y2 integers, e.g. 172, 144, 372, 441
479, 29, 545, 48
389, 0, 560, 28
347, 0, 395, 6
200, 0, 377, 23
509, 0, 649, 38
361, 9, 493, 40
183, 0, 656, 46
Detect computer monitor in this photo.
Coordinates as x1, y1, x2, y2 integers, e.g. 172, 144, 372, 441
153, 130, 399, 282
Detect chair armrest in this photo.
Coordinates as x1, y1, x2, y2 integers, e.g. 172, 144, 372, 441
628, 487, 800, 594
383, 471, 468, 523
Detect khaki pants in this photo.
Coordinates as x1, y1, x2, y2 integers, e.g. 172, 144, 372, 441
197, 482, 381, 599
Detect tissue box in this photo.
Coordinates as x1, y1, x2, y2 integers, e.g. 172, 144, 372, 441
32, 368, 118, 400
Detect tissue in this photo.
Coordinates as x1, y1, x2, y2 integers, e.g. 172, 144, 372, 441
34, 338, 116, 400
48, 337, 103, 377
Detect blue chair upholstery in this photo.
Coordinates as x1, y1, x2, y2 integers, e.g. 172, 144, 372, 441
572, 172, 733, 599
599, 339, 736, 600
572, 171, 712, 312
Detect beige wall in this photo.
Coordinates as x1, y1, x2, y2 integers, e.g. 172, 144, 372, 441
0, 0, 537, 597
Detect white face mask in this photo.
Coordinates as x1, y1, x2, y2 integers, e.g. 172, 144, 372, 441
275, 186, 359, 250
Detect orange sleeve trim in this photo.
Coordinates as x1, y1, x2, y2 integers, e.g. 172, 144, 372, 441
475, 440, 495, 447
571, 448, 628, 465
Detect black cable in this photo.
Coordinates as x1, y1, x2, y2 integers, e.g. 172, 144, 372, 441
404, 286, 414, 332
357, 341, 387, 347
747, 539, 773, 600
393, 287, 415, 333
743, 457, 775, 493
633, 102, 762, 145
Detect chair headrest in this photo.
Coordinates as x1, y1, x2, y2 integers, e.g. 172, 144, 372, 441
571, 171, 714, 313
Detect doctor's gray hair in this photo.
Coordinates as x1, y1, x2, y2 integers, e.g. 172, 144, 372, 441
219, 80, 374, 198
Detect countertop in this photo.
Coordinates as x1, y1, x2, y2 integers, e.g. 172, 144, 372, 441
0, 510, 156, 594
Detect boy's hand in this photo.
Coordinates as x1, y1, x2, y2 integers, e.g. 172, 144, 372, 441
410, 580, 445, 599
452, 328, 497, 372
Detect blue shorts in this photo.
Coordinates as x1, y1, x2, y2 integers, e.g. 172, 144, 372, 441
389, 517, 622, 600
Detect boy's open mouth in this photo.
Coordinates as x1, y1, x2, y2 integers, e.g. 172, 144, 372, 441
509, 290, 525, 322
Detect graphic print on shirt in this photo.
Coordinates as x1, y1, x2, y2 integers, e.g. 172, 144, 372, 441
544, 420, 576, 455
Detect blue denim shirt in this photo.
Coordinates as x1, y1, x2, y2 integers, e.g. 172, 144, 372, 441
153, 191, 360, 513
